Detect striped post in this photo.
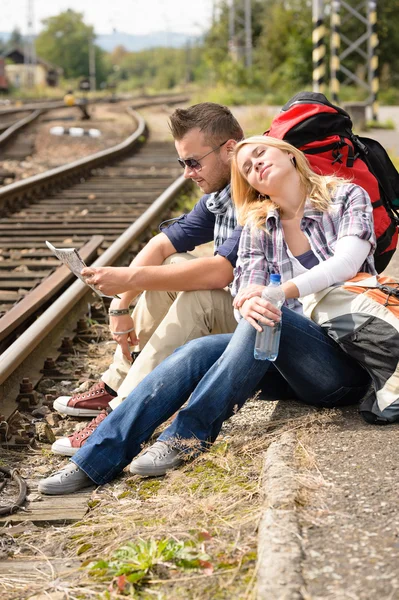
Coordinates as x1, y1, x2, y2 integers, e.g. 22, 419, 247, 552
330, 0, 341, 104
312, 0, 325, 93
368, 0, 379, 121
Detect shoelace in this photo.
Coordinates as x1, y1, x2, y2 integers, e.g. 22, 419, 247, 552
51, 465, 79, 478
146, 442, 175, 460
74, 382, 107, 400
70, 411, 107, 442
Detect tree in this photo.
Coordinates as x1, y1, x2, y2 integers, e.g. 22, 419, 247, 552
254, 0, 312, 92
35, 9, 107, 82
7, 27, 23, 50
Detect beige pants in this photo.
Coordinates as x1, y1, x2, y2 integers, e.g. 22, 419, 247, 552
102, 253, 237, 409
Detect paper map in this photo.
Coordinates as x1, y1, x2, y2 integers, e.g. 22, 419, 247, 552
46, 240, 115, 298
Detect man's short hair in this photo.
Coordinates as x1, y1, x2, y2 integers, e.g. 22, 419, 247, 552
169, 102, 243, 145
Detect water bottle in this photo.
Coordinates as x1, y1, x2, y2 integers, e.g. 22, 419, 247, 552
254, 274, 285, 361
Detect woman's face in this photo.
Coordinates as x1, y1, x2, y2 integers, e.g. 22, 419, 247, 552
237, 143, 294, 196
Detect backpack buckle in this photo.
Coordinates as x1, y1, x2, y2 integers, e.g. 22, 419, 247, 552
332, 150, 343, 165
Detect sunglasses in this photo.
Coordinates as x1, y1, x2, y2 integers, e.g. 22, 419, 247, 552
177, 140, 228, 171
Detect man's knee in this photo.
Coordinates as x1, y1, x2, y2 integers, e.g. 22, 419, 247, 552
162, 252, 196, 266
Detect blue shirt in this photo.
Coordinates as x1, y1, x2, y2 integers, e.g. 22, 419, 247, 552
160, 194, 242, 267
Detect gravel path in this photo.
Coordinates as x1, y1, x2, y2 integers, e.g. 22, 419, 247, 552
300, 404, 399, 600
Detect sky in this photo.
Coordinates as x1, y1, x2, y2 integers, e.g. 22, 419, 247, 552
1, 0, 215, 36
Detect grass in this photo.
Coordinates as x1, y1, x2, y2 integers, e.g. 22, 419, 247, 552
170, 187, 201, 216
366, 118, 396, 130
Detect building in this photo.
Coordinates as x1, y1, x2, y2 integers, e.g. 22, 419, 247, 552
0, 56, 8, 91
4, 48, 62, 88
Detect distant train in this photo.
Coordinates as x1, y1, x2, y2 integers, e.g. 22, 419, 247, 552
0, 57, 8, 92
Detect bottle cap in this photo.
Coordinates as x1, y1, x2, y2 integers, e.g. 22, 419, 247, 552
270, 273, 281, 284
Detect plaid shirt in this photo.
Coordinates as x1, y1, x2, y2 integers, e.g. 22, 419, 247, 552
206, 184, 237, 252
232, 183, 377, 311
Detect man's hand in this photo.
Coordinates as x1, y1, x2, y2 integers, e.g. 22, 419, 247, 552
240, 296, 281, 332
109, 313, 139, 362
233, 284, 266, 309
81, 266, 137, 296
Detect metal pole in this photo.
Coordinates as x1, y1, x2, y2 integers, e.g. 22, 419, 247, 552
368, 0, 379, 121
312, 0, 325, 93
330, 0, 341, 103
228, 0, 237, 59
24, 0, 35, 88
89, 37, 96, 92
244, 0, 252, 68
229, 0, 235, 41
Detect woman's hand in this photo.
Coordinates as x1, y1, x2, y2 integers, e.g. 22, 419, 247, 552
109, 313, 139, 362
239, 296, 281, 332
233, 284, 266, 309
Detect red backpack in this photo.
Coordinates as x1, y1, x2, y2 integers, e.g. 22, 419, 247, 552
265, 92, 399, 273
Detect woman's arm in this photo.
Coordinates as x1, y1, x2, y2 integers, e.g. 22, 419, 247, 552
284, 236, 372, 299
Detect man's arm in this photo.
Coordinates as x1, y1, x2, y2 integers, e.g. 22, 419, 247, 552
109, 232, 178, 307
83, 251, 234, 298
82, 194, 224, 303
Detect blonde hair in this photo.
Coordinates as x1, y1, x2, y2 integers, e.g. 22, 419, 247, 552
231, 135, 349, 229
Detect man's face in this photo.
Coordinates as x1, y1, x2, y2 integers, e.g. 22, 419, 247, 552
175, 128, 232, 194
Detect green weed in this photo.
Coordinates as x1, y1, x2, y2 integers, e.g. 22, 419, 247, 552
367, 118, 395, 130
88, 538, 212, 595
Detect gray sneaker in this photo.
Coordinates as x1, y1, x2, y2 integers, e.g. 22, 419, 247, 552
129, 441, 184, 477
38, 462, 94, 495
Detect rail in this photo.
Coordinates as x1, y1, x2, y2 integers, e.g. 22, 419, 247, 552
0, 109, 43, 147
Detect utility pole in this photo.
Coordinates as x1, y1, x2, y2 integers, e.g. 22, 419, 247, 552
228, 0, 252, 69
367, 0, 379, 121
329, 0, 379, 119
229, 0, 237, 59
310, 1, 380, 119
24, 0, 36, 88
330, 0, 341, 103
244, 0, 252, 69
89, 36, 96, 92
312, 0, 325, 93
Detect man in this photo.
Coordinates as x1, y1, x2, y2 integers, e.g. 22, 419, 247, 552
51, 102, 244, 456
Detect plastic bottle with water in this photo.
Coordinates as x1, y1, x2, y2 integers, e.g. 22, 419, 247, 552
254, 274, 285, 361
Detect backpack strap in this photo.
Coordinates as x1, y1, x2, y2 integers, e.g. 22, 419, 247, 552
345, 138, 355, 168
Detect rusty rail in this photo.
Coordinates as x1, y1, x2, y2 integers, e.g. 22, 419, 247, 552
0, 235, 104, 343
0, 109, 43, 147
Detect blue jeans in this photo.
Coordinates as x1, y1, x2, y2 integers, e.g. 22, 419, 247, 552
73, 308, 370, 484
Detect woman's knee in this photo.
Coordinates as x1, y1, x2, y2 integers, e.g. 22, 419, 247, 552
172, 334, 232, 360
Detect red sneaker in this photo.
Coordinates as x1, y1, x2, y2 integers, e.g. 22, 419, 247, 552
53, 381, 116, 417
51, 410, 108, 456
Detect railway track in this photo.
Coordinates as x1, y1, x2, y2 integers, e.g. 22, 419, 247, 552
0, 109, 44, 164
0, 102, 190, 424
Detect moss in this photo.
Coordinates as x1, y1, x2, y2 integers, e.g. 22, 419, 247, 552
117, 490, 132, 499
185, 459, 255, 497
77, 543, 93, 555
241, 550, 257, 564
137, 478, 162, 500
135, 517, 167, 528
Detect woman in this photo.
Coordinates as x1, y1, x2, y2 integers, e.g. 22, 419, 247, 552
39, 137, 374, 495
